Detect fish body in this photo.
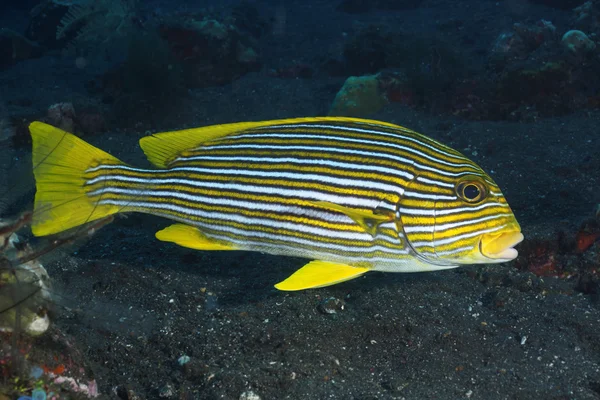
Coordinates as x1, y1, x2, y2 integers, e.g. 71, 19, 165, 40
29, 117, 523, 290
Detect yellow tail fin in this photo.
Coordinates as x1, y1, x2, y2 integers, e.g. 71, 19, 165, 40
29, 121, 123, 236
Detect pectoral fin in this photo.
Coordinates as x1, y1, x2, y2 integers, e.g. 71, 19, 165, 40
275, 260, 370, 291
311, 201, 394, 237
156, 224, 236, 251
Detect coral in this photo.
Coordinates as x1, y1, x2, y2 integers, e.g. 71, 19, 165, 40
484, 15, 600, 119
513, 20, 557, 50
329, 74, 388, 117
54, 0, 138, 56
561, 29, 596, 56
572, 1, 600, 35
490, 20, 557, 68
193, 19, 229, 40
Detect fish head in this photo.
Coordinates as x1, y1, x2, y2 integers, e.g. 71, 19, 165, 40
398, 171, 523, 266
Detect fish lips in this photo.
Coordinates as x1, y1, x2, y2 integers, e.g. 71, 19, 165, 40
479, 231, 524, 261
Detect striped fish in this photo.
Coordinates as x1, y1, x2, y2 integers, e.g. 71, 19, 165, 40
29, 117, 523, 291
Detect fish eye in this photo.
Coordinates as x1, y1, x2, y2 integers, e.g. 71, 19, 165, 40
456, 180, 487, 203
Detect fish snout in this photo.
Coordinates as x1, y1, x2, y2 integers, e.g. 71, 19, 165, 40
479, 231, 524, 261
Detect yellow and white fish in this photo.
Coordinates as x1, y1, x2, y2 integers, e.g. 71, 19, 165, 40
28, 117, 523, 291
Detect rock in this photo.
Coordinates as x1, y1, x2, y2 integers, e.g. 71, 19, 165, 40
239, 391, 261, 400
329, 74, 388, 117
47, 102, 76, 133
177, 355, 191, 366
0, 28, 43, 69
0, 230, 52, 337
158, 383, 175, 398
317, 297, 345, 314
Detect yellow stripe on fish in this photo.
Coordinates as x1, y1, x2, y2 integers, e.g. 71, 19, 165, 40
28, 117, 523, 291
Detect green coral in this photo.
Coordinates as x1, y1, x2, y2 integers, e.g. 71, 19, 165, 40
329, 74, 388, 117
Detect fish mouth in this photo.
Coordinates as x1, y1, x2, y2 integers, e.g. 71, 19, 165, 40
479, 231, 524, 261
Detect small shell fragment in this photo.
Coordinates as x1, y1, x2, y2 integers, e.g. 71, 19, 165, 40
317, 297, 345, 314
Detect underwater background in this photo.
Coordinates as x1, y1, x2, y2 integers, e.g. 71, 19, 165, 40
1, 0, 600, 399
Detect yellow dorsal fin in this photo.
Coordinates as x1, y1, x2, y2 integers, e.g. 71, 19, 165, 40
274, 260, 370, 291
155, 224, 237, 251
311, 201, 394, 237
138, 117, 406, 168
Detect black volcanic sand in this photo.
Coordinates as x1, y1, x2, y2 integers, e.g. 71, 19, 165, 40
1, 0, 600, 399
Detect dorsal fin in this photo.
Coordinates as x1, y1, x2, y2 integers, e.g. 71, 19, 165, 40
139, 121, 260, 168
138, 117, 406, 168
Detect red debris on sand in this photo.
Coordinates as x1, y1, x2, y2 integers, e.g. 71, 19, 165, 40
575, 218, 600, 253
514, 238, 564, 277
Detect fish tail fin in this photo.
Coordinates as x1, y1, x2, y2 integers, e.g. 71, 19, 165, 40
29, 121, 123, 236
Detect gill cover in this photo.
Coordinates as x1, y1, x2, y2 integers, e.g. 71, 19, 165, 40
397, 175, 440, 264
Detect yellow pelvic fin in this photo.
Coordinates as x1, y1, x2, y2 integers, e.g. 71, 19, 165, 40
138, 117, 409, 168
274, 260, 370, 291
29, 121, 123, 236
311, 201, 394, 237
155, 224, 237, 251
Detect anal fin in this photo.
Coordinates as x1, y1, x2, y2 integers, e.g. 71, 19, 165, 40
155, 224, 236, 251
275, 260, 370, 291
